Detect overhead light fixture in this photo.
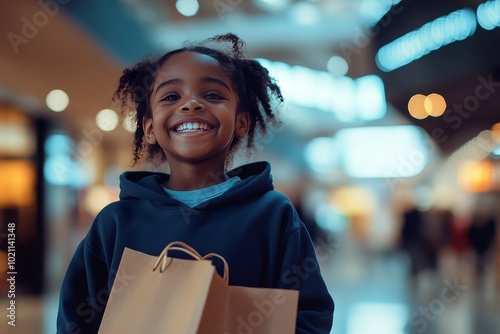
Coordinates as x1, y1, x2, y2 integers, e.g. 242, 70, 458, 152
360, 0, 402, 27
376, 8, 477, 72
336, 125, 430, 178
175, 0, 199, 17
477, 0, 500, 30
96, 109, 119, 132
327, 56, 349, 76
46, 89, 69, 112
257, 58, 387, 121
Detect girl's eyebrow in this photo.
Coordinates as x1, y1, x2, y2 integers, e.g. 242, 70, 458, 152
154, 76, 232, 95
200, 77, 231, 91
155, 79, 181, 95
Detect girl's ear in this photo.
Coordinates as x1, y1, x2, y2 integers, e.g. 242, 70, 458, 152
143, 117, 157, 144
235, 112, 250, 139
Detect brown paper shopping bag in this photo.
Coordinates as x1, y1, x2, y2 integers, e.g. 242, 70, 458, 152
98, 241, 299, 334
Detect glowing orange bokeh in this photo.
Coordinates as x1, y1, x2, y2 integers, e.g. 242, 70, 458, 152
424, 93, 447, 117
458, 160, 493, 192
408, 93, 447, 119
408, 94, 428, 119
0, 160, 35, 206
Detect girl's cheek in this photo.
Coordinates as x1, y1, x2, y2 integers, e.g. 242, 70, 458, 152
155, 108, 172, 125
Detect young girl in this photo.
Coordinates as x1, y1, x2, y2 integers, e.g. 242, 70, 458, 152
57, 33, 334, 333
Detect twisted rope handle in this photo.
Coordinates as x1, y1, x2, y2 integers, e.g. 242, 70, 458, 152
153, 241, 229, 283
202, 252, 229, 283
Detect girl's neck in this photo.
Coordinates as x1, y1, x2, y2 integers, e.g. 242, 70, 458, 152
163, 160, 229, 191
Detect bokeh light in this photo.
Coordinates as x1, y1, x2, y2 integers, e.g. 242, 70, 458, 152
96, 109, 119, 132
490, 122, 500, 142
477, 0, 500, 30
327, 56, 349, 76
122, 112, 136, 133
408, 94, 429, 119
458, 160, 494, 192
424, 93, 447, 117
46, 89, 69, 112
175, 0, 199, 17
376, 8, 477, 71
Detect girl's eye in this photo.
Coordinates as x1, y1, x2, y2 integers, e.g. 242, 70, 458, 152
205, 92, 224, 100
161, 93, 180, 102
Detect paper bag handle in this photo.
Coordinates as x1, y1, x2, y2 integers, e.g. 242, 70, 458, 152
153, 241, 229, 283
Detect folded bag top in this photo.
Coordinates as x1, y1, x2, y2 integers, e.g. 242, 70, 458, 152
153, 241, 229, 283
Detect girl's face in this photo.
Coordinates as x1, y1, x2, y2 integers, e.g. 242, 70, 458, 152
144, 51, 249, 166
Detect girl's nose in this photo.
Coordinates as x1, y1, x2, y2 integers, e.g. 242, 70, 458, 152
180, 99, 205, 112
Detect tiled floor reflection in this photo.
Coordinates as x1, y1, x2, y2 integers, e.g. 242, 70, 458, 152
321, 236, 500, 334
0, 235, 499, 333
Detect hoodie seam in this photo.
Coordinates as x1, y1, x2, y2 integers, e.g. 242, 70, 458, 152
283, 225, 302, 240
84, 237, 106, 263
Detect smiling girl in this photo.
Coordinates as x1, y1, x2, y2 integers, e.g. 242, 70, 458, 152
57, 33, 334, 333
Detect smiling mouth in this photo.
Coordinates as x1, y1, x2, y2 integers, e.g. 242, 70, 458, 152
174, 122, 214, 132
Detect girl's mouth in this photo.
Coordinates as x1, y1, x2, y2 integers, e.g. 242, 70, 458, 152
174, 122, 214, 132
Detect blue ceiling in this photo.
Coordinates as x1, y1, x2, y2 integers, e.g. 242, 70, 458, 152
61, 0, 156, 66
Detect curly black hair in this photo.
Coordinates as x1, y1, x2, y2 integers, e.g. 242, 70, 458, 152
113, 33, 284, 166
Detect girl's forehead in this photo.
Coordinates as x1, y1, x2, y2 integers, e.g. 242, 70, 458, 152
156, 51, 227, 79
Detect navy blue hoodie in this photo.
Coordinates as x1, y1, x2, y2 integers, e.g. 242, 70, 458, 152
56, 161, 334, 333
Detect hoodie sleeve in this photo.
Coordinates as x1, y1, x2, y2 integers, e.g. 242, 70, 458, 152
56, 236, 110, 333
277, 221, 334, 333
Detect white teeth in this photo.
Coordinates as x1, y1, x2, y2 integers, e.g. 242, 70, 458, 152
175, 122, 212, 132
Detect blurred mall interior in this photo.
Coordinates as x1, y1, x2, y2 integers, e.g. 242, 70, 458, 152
1, 0, 500, 333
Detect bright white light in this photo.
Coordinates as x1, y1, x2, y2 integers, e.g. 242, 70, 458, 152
336, 125, 429, 178
304, 137, 340, 173
360, 0, 402, 27
256, 58, 386, 121
122, 113, 136, 133
347, 303, 408, 334
175, 0, 199, 17
327, 56, 349, 76
477, 0, 500, 30
256, 0, 290, 11
46, 89, 69, 112
96, 109, 119, 132
376, 8, 477, 71
356, 75, 387, 121
289, 2, 319, 25
293, 66, 317, 107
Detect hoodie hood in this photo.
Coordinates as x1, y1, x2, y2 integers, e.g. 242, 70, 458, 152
119, 161, 274, 209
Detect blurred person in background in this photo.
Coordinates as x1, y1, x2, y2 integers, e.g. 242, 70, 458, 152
400, 206, 428, 280
467, 210, 496, 281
